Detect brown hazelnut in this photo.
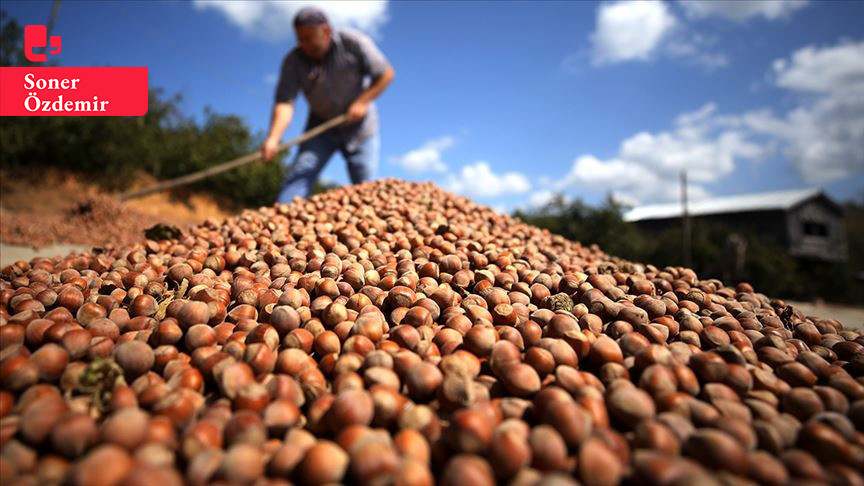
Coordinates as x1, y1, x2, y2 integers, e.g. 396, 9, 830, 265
298, 440, 349, 485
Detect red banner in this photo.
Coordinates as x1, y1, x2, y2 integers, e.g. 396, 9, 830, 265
0, 67, 148, 116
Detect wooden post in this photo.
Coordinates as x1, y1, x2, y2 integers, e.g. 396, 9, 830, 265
681, 170, 691, 267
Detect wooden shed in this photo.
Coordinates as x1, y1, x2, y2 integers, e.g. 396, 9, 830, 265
623, 188, 848, 262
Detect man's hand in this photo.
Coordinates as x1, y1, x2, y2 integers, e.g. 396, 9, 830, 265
260, 137, 280, 162
346, 100, 369, 124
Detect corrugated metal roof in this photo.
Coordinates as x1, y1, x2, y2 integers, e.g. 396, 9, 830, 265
623, 188, 822, 222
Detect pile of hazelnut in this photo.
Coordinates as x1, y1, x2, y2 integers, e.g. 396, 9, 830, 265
1, 179, 862, 485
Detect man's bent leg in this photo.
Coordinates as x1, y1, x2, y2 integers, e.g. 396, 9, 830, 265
276, 133, 337, 203
342, 132, 380, 185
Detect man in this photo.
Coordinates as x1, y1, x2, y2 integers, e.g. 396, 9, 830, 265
261, 6, 395, 202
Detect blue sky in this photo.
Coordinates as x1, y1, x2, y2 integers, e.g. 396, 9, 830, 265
4, 0, 864, 212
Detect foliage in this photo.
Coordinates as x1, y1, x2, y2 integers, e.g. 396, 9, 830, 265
515, 192, 864, 305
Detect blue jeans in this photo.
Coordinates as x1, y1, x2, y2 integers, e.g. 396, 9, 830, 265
276, 127, 379, 203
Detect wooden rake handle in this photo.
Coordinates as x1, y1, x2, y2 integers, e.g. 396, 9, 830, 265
117, 114, 347, 201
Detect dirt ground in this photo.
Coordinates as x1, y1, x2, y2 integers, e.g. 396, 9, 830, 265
0, 242, 90, 267
785, 300, 864, 331
0, 167, 234, 221
0, 168, 234, 248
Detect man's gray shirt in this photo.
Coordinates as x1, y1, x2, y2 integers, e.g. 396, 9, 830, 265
275, 28, 389, 151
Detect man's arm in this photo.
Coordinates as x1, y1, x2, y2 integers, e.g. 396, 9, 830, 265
346, 66, 395, 123
262, 52, 302, 162
268, 101, 295, 140
261, 101, 294, 162
343, 30, 395, 123
262, 51, 298, 162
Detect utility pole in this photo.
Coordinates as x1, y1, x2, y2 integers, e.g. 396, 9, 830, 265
681, 170, 691, 268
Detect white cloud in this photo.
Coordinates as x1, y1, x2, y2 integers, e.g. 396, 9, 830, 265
550, 102, 770, 204
734, 41, 864, 183
619, 117, 769, 182
517, 190, 572, 211
193, 0, 389, 39
552, 40, 864, 205
587, 1, 725, 70
557, 153, 712, 205
678, 0, 808, 22
393, 136, 454, 173
514, 191, 578, 214
772, 41, 864, 93
591, 1, 677, 65
665, 34, 729, 70
445, 162, 531, 199
528, 190, 562, 208
583, 0, 808, 71
566, 155, 660, 188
